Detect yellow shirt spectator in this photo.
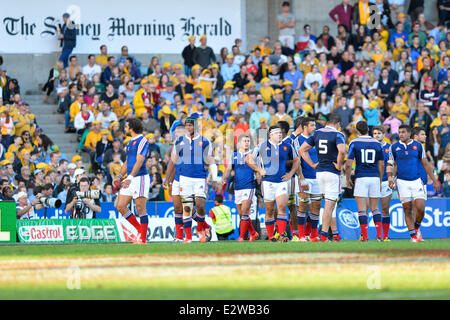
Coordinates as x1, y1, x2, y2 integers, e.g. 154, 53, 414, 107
391, 103, 409, 123
260, 85, 274, 104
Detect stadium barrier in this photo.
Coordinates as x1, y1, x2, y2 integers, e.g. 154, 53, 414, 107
0, 202, 17, 243
2, 199, 449, 243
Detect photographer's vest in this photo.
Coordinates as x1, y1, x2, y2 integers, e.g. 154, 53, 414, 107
211, 205, 233, 234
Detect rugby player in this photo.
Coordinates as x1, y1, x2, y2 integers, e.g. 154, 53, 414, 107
277, 120, 300, 240
220, 134, 259, 242
163, 124, 186, 242
299, 114, 346, 242
388, 125, 440, 242
113, 118, 150, 244
372, 125, 393, 241
411, 126, 433, 241
246, 125, 299, 242
294, 117, 323, 242
345, 121, 384, 242
171, 117, 217, 243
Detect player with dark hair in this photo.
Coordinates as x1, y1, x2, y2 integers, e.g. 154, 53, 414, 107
388, 125, 440, 242
113, 117, 150, 244
299, 113, 346, 242
294, 117, 323, 241
345, 121, 384, 242
221, 134, 259, 241
275, 120, 299, 241
171, 117, 217, 243
246, 125, 299, 242
163, 124, 186, 242
372, 125, 393, 241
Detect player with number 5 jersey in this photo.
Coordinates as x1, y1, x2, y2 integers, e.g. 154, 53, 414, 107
299, 113, 346, 242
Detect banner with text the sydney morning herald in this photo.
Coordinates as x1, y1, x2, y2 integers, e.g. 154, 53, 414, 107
0, 0, 243, 54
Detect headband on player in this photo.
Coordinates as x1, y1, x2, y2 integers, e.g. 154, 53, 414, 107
269, 127, 281, 135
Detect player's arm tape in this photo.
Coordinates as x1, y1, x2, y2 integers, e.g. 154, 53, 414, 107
210, 163, 218, 181
387, 160, 395, 167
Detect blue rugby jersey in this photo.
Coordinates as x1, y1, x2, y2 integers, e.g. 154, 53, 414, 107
380, 141, 391, 182
389, 140, 426, 181
126, 134, 150, 176
232, 151, 256, 190
305, 126, 345, 175
174, 134, 212, 179
347, 136, 384, 179
252, 139, 296, 183
294, 133, 318, 179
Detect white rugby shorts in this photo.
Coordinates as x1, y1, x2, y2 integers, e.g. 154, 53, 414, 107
262, 181, 288, 202
354, 177, 381, 198
301, 178, 321, 195
235, 188, 256, 205
119, 174, 150, 199
316, 171, 340, 201
396, 178, 426, 203
171, 179, 180, 196
179, 176, 207, 199
381, 181, 393, 198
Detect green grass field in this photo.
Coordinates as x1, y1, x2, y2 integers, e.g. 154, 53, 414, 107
0, 240, 449, 300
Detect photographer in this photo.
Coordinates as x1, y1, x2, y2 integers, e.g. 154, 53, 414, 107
65, 177, 101, 219
16, 192, 40, 219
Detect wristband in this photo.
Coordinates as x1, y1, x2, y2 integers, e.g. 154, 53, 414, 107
117, 174, 123, 179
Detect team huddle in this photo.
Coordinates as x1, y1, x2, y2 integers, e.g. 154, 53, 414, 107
114, 116, 440, 244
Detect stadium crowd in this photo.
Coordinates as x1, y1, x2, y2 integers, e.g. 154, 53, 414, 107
1, 0, 450, 219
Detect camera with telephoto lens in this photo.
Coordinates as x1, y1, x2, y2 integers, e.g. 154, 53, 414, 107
39, 197, 62, 208
75, 190, 100, 200
73, 190, 100, 218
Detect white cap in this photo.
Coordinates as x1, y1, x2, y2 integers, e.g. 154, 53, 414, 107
74, 168, 85, 177
17, 192, 28, 200
68, 163, 77, 169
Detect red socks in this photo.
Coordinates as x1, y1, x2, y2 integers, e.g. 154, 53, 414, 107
125, 212, 141, 231
240, 216, 250, 239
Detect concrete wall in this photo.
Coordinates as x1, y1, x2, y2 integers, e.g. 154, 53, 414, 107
2, 0, 440, 94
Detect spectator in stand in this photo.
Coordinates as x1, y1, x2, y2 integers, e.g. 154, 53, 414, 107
96, 103, 118, 129
277, 1, 296, 50
221, 54, 240, 83
410, 101, 433, 135
296, 24, 316, 54
116, 45, 141, 68
100, 82, 118, 105
42, 61, 64, 103
124, 57, 142, 84
193, 35, 216, 69
182, 36, 196, 76
57, 13, 77, 69
329, 0, 353, 32
67, 56, 80, 83
82, 54, 102, 82
419, 77, 441, 113
74, 103, 95, 136
101, 56, 116, 84
317, 26, 336, 51
95, 45, 110, 71
175, 74, 194, 101
283, 61, 303, 90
